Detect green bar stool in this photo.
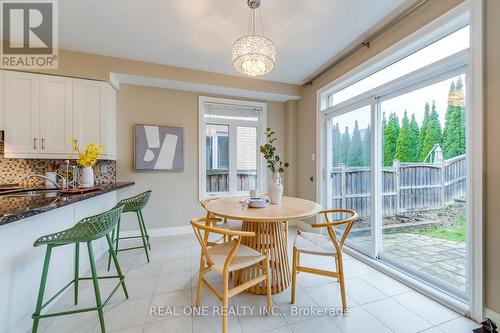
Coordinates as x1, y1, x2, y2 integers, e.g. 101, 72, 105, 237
107, 191, 152, 270
31, 205, 128, 333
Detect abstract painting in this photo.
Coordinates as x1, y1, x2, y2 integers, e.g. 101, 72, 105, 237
134, 124, 183, 171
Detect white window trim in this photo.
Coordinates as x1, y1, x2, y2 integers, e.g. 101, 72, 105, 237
315, 0, 483, 320
199, 96, 267, 201
319, 3, 470, 110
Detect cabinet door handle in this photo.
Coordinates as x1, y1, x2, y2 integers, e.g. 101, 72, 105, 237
33, 138, 37, 150
41, 138, 45, 150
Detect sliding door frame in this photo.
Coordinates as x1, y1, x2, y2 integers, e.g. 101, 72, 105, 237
323, 97, 376, 257
315, 0, 483, 320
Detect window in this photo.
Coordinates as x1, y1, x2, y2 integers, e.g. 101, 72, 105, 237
326, 25, 470, 108
320, 13, 472, 305
199, 97, 266, 199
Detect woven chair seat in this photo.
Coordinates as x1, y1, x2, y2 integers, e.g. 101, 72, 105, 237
206, 240, 265, 273
115, 191, 152, 213
294, 231, 338, 257
34, 206, 124, 247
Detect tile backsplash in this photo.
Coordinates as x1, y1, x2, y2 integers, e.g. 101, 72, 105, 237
0, 141, 116, 186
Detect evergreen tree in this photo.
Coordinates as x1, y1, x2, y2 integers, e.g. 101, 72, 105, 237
419, 102, 431, 160
347, 121, 363, 166
395, 111, 420, 162
443, 79, 466, 158
331, 123, 342, 167
421, 101, 442, 161
382, 112, 387, 134
362, 125, 371, 166
383, 112, 400, 166
410, 114, 421, 160
340, 126, 350, 165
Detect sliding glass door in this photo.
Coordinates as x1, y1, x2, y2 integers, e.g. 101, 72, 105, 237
378, 73, 468, 300
321, 71, 469, 302
325, 102, 373, 256
319, 22, 472, 304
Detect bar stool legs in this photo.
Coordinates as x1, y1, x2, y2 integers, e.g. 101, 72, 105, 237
106, 234, 129, 299
74, 243, 79, 305
106, 191, 152, 271
137, 211, 150, 262
138, 210, 151, 250
32, 245, 52, 333
87, 241, 105, 332
107, 209, 151, 271
31, 237, 129, 333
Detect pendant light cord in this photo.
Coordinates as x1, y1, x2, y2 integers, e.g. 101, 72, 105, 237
247, 1, 265, 36
252, 8, 256, 35
259, 8, 265, 36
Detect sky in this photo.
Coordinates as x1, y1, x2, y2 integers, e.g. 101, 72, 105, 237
332, 74, 466, 133
329, 26, 469, 133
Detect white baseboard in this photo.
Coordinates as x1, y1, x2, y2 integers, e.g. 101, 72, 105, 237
485, 308, 500, 325
121, 225, 192, 238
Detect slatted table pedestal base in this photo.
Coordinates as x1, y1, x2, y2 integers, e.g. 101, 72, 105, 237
203, 196, 321, 295
237, 221, 290, 294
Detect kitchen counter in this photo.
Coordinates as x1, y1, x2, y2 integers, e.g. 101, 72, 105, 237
0, 183, 129, 332
0, 182, 135, 226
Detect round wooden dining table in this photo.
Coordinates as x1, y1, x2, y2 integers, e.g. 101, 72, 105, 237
203, 196, 321, 294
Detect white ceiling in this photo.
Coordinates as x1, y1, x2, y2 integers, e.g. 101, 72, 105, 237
59, 0, 410, 85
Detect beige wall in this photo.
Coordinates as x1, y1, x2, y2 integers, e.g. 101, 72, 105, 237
5, 48, 295, 230
16, 49, 301, 99
484, 0, 500, 316
115, 84, 288, 230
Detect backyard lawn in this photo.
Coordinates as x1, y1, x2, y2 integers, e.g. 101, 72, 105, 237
410, 203, 466, 243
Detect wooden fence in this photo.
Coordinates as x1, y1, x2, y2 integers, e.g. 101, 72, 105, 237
330, 155, 466, 218
206, 170, 257, 192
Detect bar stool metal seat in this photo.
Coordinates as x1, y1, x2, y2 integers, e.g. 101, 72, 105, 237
108, 191, 152, 270
31, 206, 128, 333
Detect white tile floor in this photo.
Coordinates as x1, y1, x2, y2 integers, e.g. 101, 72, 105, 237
37, 227, 478, 333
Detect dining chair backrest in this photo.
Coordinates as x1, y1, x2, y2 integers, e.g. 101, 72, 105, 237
200, 199, 221, 219
190, 217, 255, 270
311, 209, 358, 255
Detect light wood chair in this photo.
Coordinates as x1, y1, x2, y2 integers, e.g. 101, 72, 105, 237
191, 217, 272, 333
200, 199, 243, 244
291, 209, 358, 312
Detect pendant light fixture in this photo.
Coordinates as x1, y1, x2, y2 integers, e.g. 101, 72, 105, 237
232, 0, 275, 77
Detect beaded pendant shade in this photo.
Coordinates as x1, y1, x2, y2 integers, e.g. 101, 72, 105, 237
232, 0, 275, 77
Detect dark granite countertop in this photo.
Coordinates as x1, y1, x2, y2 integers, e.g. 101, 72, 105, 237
0, 182, 135, 226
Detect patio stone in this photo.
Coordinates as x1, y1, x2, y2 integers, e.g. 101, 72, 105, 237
349, 232, 467, 292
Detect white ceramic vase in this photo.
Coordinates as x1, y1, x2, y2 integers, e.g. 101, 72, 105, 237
270, 172, 283, 205
81, 166, 95, 188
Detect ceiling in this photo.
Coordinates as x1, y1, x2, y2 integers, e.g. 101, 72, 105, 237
59, 0, 411, 85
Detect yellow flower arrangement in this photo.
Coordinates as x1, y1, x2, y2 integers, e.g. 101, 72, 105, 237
68, 139, 103, 167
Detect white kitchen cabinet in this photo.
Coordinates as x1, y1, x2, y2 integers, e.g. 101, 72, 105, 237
3, 72, 116, 160
39, 75, 73, 154
0, 70, 4, 131
73, 79, 116, 159
101, 84, 117, 158
4, 71, 40, 156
